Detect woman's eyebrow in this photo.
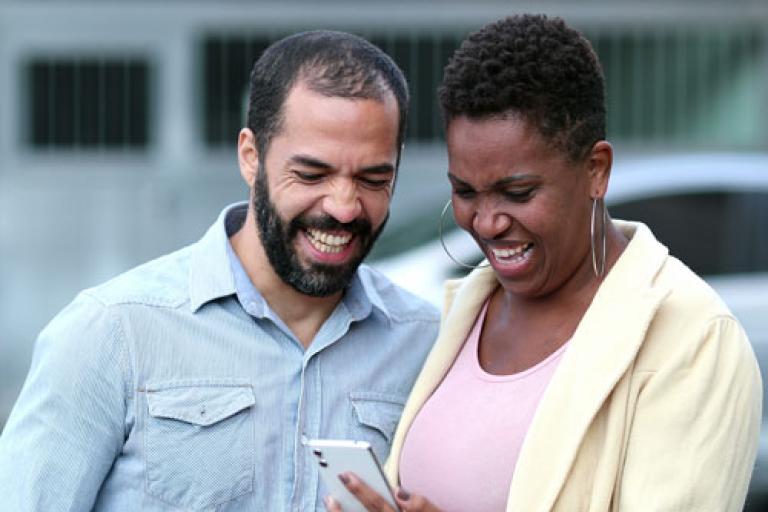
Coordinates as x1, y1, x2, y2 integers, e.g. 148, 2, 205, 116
493, 174, 538, 187
447, 173, 471, 187
448, 172, 538, 188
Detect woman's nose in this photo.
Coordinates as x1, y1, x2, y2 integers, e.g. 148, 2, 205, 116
472, 199, 511, 239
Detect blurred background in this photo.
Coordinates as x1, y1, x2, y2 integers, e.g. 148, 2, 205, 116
1, 0, 767, 506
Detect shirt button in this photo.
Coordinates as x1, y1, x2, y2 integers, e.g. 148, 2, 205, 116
200, 405, 206, 417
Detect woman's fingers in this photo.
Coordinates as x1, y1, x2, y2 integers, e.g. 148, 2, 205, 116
323, 495, 343, 511
395, 487, 442, 511
340, 472, 398, 512
335, 473, 442, 512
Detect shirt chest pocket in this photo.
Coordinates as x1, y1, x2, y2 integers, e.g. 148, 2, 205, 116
144, 381, 255, 510
348, 391, 406, 464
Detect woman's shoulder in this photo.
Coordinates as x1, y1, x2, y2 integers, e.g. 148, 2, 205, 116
612, 221, 750, 368
636, 254, 753, 372
617, 220, 733, 320
654, 253, 737, 328
660, 254, 728, 304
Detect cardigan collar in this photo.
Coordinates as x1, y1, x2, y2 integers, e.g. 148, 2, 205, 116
508, 220, 671, 510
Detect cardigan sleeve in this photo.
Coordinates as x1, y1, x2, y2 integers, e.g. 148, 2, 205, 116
617, 315, 762, 511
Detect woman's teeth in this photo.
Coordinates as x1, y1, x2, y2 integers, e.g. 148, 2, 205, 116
306, 228, 352, 254
491, 243, 532, 261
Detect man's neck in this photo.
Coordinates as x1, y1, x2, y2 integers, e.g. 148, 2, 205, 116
230, 211, 343, 349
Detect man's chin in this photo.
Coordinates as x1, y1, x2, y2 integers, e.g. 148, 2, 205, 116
305, 257, 360, 279
293, 254, 365, 296
286, 267, 355, 297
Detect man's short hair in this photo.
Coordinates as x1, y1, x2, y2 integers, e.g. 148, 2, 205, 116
246, 30, 409, 165
439, 14, 606, 162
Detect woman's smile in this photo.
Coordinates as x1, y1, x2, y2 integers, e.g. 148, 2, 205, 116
484, 240, 536, 277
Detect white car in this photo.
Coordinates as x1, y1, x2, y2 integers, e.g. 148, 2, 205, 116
373, 152, 768, 500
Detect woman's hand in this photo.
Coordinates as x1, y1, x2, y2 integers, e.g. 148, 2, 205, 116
323, 472, 442, 512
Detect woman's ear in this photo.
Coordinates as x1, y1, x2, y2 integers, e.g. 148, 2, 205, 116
237, 128, 260, 187
588, 140, 613, 199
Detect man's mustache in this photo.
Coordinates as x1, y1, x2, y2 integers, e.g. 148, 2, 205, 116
290, 215, 373, 237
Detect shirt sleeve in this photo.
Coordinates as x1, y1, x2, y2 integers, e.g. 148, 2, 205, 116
618, 315, 762, 511
0, 291, 130, 511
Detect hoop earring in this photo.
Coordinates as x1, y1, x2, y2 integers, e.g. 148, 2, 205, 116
591, 197, 607, 278
439, 200, 490, 270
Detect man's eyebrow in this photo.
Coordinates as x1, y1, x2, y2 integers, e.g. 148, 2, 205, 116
289, 155, 394, 175
289, 154, 333, 170
360, 164, 395, 175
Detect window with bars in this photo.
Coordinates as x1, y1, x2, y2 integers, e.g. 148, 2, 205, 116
201, 32, 465, 147
202, 36, 271, 147
589, 27, 765, 147
27, 58, 150, 149
202, 27, 766, 150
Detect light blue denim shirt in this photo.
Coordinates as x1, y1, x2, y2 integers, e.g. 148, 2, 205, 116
0, 203, 439, 511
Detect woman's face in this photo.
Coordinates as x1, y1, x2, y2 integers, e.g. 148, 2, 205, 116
446, 115, 601, 299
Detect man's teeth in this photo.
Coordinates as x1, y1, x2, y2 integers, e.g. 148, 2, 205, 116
307, 229, 352, 253
491, 244, 531, 260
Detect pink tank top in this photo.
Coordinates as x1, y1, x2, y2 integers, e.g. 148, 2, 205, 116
399, 301, 568, 512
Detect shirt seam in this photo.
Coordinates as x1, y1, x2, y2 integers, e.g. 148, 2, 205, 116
384, 315, 440, 325
76, 292, 135, 442
82, 289, 190, 310
111, 307, 135, 441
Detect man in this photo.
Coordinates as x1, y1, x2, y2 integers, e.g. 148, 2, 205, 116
0, 31, 439, 511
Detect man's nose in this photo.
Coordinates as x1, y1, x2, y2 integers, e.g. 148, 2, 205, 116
322, 180, 362, 224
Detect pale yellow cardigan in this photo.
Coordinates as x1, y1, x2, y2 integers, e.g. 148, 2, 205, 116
385, 221, 762, 511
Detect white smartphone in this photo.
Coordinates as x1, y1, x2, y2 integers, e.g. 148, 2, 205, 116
306, 439, 400, 512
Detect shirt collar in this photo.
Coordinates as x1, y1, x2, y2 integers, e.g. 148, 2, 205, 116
225, 236, 268, 318
188, 203, 243, 312
188, 202, 392, 322
353, 265, 392, 322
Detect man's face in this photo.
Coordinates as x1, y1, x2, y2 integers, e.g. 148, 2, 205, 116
252, 83, 399, 297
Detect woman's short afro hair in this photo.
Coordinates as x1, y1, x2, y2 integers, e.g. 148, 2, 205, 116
439, 14, 606, 161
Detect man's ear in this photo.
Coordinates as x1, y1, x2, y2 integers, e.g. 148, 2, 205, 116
587, 140, 613, 199
238, 128, 260, 187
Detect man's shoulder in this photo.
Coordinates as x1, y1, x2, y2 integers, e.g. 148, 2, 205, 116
357, 264, 440, 324
83, 244, 195, 309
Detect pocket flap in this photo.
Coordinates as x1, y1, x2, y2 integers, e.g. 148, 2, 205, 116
350, 392, 406, 443
147, 385, 255, 427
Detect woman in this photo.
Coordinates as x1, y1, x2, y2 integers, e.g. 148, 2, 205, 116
327, 14, 761, 512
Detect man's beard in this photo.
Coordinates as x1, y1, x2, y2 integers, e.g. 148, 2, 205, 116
253, 166, 388, 297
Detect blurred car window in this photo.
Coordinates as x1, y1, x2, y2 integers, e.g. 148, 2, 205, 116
610, 191, 768, 276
